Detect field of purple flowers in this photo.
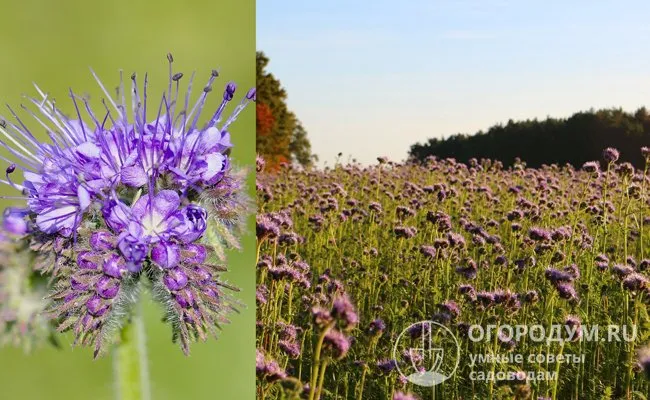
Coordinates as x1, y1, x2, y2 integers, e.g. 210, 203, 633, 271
256, 148, 650, 400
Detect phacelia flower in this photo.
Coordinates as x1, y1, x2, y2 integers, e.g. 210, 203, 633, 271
393, 392, 420, 400
603, 147, 620, 163
0, 55, 254, 357
368, 318, 387, 336
322, 329, 351, 359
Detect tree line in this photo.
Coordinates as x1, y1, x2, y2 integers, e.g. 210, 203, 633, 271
256, 51, 315, 171
409, 107, 650, 168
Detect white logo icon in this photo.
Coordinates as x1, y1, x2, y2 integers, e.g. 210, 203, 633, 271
392, 320, 460, 386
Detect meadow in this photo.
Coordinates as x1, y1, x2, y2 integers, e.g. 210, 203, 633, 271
256, 149, 650, 400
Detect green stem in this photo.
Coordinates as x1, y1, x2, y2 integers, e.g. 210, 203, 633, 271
315, 359, 329, 400
309, 325, 332, 400
113, 305, 150, 400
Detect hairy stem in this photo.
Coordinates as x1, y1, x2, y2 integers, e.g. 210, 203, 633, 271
114, 303, 150, 400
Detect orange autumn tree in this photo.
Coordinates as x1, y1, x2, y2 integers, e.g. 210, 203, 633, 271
256, 51, 315, 171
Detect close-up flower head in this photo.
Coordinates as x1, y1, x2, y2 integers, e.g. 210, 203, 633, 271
0, 54, 255, 358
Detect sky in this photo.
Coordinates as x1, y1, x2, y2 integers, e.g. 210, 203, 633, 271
257, 0, 650, 165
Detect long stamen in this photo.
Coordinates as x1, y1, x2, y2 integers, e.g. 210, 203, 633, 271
69, 89, 88, 141
221, 94, 253, 132
119, 70, 128, 129
26, 96, 79, 147
0, 137, 40, 168
167, 53, 174, 102
0, 117, 40, 153
187, 69, 219, 132
31, 84, 81, 145
90, 68, 122, 119
0, 117, 39, 161
5, 164, 26, 191
78, 95, 102, 129
151, 92, 166, 170
174, 72, 196, 166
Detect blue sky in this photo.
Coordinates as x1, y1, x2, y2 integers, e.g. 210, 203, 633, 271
258, 0, 650, 165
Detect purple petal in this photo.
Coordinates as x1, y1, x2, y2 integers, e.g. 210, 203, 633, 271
163, 267, 189, 291
86, 296, 109, 317
90, 231, 115, 251
130, 195, 149, 219
198, 127, 221, 152
96, 276, 120, 299
153, 190, 180, 217
121, 165, 148, 187
75, 142, 101, 159
102, 200, 131, 232
201, 153, 226, 184
151, 241, 181, 269
77, 185, 91, 211
78, 251, 99, 270
183, 244, 207, 264
103, 254, 126, 278
175, 288, 195, 308
218, 130, 232, 150
2, 209, 28, 235
35, 205, 77, 233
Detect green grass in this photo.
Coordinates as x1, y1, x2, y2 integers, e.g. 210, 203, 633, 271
0, 1, 255, 399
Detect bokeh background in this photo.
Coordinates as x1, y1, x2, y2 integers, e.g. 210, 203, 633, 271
0, 1, 255, 399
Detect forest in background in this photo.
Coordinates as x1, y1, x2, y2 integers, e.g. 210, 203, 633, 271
256, 51, 315, 171
409, 107, 650, 168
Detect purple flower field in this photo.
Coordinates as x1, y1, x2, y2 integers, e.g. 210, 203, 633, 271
257, 149, 650, 399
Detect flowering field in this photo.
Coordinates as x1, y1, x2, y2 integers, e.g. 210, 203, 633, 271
256, 149, 650, 400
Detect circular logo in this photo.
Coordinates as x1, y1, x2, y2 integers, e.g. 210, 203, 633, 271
392, 320, 460, 387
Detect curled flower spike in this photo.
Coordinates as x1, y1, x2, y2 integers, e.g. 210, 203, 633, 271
0, 55, 253, 357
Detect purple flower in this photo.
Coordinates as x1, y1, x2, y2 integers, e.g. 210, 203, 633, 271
323, 329, 351, 359
545, 267, 574, 284
642, 146, 650, 158
613, 264, 634, 278
565, 315, 582, 341
256, 214, 280, 240
256, 349, 287, 382
278, 339, 301, 358
96, 276, 120, 299
529, 227, 552, 241
419, 245, 437, 259
173, 204, 208, 243
623, 273, 648, 291
555, 283, 578, 301
393, 392, 419, 400
582, 161, 599, 173
440, 300, 461, 317
7, 57, 254, 357
2, 208, 28, 235
90, 231, 116, 251
105, 191, 184, 242
368, 318, 387, 335
476, 291, 496, 307
603, 147, 620, 163
377, 358, 398, 373
447, 232, 466, 248
331, 293, 358, 329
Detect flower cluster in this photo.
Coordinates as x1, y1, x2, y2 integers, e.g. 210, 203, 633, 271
0, 55, 254, 356
257, 146, 650, 399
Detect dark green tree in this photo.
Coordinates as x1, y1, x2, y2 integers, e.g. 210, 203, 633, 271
409, 107, 650, 168
290, 121, 317, 166
256, 51, 314, 170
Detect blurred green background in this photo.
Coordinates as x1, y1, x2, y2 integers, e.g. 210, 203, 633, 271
0, 0, 255, 399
